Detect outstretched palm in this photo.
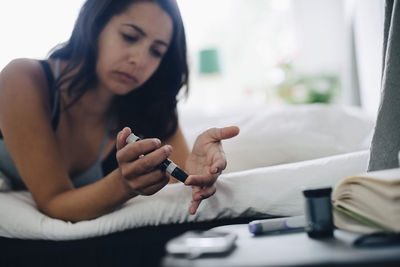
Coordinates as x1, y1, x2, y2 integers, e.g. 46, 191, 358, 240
186, 131, 225, 176
184, 126, 240, 214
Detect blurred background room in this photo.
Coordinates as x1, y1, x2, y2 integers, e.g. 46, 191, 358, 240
177, 0, 384, 118
0, 0, 384, 118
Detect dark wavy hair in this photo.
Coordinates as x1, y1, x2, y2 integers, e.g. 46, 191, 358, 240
49, 0, 189, 140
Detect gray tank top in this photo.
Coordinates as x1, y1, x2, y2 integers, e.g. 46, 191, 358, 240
0, 59, 112, 190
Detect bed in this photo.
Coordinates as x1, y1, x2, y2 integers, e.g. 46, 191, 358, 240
0, 103, 374, 266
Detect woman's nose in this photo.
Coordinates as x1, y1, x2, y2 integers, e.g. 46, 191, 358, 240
128, 46, 147, 67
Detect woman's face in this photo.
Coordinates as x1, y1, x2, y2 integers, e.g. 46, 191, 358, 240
96, 1, 173, 95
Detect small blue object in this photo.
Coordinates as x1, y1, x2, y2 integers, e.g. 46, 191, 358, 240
248, 216, 306, 235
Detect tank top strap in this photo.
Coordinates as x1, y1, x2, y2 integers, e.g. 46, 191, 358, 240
50, 59, 61, 129
38, 60, 54, 90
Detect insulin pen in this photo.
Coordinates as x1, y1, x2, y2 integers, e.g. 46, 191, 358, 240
248, 215, 306, 235
126, 132, 188, 183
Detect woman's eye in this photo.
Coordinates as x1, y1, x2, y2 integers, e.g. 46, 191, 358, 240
122, 34, 138, 43
151, 49, 163, 58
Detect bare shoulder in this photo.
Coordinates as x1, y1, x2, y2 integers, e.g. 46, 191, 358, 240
0, 58, 48, 92
0, 58, 45, 80
0, 58, 53, 134
0, 58, 50, 116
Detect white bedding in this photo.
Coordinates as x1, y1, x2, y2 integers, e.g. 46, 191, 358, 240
0, 104, 374, 240
0, 150, 369, 240
179, 104, 374, 172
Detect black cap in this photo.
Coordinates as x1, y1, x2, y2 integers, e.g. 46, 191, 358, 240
302, 187, 332, 198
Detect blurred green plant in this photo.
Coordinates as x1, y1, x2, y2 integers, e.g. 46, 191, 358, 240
275, 62, 341, 104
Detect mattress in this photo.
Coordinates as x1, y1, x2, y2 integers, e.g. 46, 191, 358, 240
0, 150, 369, 240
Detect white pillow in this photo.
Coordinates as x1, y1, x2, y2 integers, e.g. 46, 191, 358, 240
179, 104, 374, 173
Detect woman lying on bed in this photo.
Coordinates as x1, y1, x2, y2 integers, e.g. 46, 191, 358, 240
0, 0, 239, 222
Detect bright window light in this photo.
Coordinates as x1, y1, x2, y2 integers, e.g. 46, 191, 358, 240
0, 0, 85, 70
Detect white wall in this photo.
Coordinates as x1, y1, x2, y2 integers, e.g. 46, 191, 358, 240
178, 0, 381, 111
0, 0, 84, 70
177, 0, 296, 110
291, 0, 347, 75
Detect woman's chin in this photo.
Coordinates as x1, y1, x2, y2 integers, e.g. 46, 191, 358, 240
110, 83, 140, 95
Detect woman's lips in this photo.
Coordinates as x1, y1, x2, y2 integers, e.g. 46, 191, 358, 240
117, 71, 138, 84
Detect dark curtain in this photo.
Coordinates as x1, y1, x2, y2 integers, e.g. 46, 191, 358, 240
368, 0, 400, 171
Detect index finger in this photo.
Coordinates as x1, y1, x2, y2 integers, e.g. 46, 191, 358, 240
184, 174, 217, 187
189, 199, 201, 215
116, 127, 132, 150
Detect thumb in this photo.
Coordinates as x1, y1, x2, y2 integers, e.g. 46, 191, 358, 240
208, 126, 240, 141
221, 126, 240, 140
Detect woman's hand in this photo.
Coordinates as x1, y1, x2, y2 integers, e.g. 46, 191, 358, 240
116, 127, 171, 197
184, 126, 240, 214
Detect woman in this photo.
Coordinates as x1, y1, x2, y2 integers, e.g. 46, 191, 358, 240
0, 0, 239, 222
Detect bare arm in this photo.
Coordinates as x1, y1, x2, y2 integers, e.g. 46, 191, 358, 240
0, 59, 169, 222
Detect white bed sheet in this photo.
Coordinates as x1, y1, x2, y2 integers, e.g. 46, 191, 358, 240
0, 150, 369, 240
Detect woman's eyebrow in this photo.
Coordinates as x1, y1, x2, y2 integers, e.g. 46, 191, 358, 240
122, 23, 169, 47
